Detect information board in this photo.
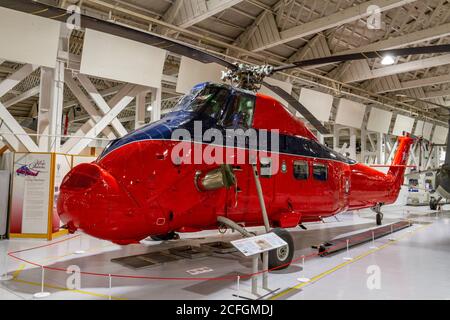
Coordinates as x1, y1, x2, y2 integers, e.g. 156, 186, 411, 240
231, 232, 287, 257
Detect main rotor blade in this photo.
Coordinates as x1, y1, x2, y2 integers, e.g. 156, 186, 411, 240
0, 0, 236, 70
262, 82, 330, 135
274, 44, 450, 72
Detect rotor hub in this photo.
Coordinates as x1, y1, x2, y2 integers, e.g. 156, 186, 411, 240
221, 64, 273, 91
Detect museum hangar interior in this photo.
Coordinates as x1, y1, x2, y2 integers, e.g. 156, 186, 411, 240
0, 0, 450, 300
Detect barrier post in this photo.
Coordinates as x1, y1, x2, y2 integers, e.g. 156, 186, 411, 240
74, 235, 85, 255
33, 266, 51, 298
0, 255, 12, 281
236, 275, 240, 300
343, 240, 353, 261
388, 224, 396, 241
370, 230, 378, 249
108, 274, 112, 300
262, 252, 269, 290
297, 255, 310, 283
251, 256, 258, 296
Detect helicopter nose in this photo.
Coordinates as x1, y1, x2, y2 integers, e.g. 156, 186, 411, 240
57, 163, 150, 244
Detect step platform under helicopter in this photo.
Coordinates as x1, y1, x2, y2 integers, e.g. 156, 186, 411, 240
111, 241, 238, 269
313, 220, 413, 256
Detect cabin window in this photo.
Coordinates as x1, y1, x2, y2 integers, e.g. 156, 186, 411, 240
313, 163, 328, 181
222, 93, 255, 128
293, 161, 308, 180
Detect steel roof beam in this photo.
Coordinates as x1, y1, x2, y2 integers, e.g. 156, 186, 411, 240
248, 0, 417, 52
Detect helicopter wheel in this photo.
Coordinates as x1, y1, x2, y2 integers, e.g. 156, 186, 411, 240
318, 245, 328, 257
430, 198, 438, 210
267, 228, 294, 270
150, 231, 179, 241
376, 213, 383, 226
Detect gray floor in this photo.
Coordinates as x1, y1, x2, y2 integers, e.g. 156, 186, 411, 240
0, 205, 449, 300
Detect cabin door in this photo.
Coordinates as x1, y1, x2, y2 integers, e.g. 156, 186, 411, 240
225, 160, 275, 226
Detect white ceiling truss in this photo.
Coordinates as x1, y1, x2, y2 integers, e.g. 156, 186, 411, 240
1, 0, 450, 150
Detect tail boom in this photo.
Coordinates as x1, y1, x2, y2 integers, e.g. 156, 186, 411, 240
348, 135, 415, 209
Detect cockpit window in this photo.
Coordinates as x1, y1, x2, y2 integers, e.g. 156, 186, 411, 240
173, 84, 230, 119
221, 93, 255, 128
173, 84, 256, 129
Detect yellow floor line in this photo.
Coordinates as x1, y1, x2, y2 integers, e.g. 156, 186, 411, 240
12, 278, 127, 300
271, 223, 431, 300
12, 264, 26, 279
9, 240, 122, 300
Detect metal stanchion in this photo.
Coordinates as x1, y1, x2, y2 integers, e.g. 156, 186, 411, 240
33, 266, 51, 298
236, 275, 240, 300
388, 224, 396, 241
74, 235, 85, 255
251, 256, 258, 296
297, 255, 310, 283
370, 230, 378, 249
343, 240, 353, 261
0, 255, 12, 281
262, 252, 269, 290
108, 274, 112, 300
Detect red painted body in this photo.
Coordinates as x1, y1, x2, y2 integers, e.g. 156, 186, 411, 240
58, 92, 414, 244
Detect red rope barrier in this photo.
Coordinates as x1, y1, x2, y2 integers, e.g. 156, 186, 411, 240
7, 224, 407, 282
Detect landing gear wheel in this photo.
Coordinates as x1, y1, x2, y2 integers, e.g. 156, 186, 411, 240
318, 245, 328, 257
430, 198, 438, 210
268, 228, 294, 270
150, 231, 179, 241
376, 213, 383, 226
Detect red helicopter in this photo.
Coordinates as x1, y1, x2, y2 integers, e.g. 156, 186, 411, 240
6, 0, 448, 269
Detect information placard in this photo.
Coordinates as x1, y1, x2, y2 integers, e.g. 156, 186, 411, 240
231, 232, 287, 257
10, 153, 52, 234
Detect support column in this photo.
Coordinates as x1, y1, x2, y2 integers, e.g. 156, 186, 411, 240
333, 125, 340, 151
48, 60, 65, 153
375, 133, 383, 164
360, 127, 367, 163
150, 87, 162, 123
349, 128, 357, 160
37, 67, 54, 151
135, 92, 147, 129
38, 62, 64, 152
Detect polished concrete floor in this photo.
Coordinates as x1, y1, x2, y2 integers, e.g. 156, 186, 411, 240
0, 205, 449, 300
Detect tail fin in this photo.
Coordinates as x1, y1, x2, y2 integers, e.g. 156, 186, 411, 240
388, 135, 415, 190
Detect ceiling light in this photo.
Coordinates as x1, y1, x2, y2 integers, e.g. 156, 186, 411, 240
381, 55, 395, 65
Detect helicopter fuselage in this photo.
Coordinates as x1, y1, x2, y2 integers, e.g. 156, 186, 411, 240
57, 83, 414, 244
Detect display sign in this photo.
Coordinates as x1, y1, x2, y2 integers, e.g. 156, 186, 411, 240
231, 232, 287, 257
10, 153, 52, 234
298, 88, 333, 122
432, 125, 449, 144
367, 107, 393, 134
0, 170, 10, 237
176, 56, 225, 94
81, 29, 166, 88
0, 7, 61, 68
392, 114, 415, 136
335, 98, 366, 128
